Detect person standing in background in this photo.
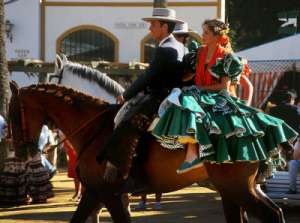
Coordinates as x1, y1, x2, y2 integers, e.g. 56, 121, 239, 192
62, 137, 83, 201
38, 124, 56, 177
0, 114, 7, 141
45, 126, 59, 170
269, 90, 300, 194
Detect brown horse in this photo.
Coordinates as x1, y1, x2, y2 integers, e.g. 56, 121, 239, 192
9, 83, 285, 223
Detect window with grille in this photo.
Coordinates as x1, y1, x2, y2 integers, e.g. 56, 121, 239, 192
59, 28, 117, 62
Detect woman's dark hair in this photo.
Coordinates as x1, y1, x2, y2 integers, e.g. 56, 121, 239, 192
203, 19, 229, 36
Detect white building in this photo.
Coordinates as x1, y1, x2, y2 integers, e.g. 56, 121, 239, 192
6, 0, 225, 63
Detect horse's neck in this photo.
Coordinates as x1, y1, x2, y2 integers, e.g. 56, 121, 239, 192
26, 89, 110, 155
60, 110, 108, 152
59, 69, 116, 103
53, 104, 115, 158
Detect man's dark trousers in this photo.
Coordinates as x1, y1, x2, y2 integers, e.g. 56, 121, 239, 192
96, 93, 162, 179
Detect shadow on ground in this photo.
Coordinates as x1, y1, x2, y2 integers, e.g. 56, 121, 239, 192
0, 172, 299, 223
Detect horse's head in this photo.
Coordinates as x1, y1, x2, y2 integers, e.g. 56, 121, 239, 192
9, 82, 117, 159
9, 82, 48, 157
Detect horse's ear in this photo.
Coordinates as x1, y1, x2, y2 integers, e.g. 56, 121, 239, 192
10, 81, 19, 96
55, 54, 63, 71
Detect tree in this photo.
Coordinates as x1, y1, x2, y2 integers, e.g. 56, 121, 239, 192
227, 0, 300, 51
0, 0, 10, 169
0, 0, 9, 116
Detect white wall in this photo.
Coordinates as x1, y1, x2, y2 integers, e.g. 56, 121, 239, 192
5, 0, 40, 60
5, 0, 40, 87
44, 0, 223, 62
5, 0, 225, 86
5, 0, 225, 62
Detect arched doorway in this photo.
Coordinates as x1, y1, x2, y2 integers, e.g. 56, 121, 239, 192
56, 25, 119, 62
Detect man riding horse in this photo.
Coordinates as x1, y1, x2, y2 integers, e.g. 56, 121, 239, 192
96, 7, 185, 187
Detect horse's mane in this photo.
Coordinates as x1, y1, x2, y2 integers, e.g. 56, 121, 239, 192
63, 61, 125, 96
20, 84, 109, 108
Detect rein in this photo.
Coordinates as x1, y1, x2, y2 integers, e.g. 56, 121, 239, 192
20, 101, 28, 143
19, 97, 109, 149
47, 107, 110, 151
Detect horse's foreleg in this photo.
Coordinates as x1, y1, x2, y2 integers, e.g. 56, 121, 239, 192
250, 185, 285, 223
241, 207, 248, 223
89, 202, 104, 223
240, 188, 286, 223
221, 194, 248, 223
103, 193, 131, 223
121, 193, 131, 213
70, 190, 101, 223
207, 161, 285, 223
204, 162, 271, 223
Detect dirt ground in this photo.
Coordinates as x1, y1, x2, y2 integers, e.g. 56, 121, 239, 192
0, 171, 299, 223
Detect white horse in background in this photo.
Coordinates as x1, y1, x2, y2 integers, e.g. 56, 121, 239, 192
49, 54, 125, 103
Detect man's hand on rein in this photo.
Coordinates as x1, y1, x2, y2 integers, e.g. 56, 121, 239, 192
116, 95, 125, 104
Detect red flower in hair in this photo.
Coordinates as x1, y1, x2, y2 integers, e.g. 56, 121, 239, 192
218, 35, 229, 47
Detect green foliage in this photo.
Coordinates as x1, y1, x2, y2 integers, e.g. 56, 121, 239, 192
227, 0, 300, 51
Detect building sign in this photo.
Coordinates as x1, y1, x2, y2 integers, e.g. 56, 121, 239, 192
114, 22, 147, 29
14, 49, 30, 59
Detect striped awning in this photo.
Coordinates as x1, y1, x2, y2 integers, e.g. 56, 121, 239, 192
239, 60, 300, 108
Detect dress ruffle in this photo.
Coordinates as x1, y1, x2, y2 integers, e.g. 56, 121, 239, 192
152, 87, 298, 163
0, 158, 29, 205
27, 154, 54, 203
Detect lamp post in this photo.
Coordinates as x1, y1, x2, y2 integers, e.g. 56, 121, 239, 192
5, 20, 13, 42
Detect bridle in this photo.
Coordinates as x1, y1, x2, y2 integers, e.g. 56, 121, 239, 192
19, 100, 29, 144
48, 65, 64, 84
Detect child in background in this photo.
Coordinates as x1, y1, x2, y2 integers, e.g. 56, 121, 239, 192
63, 138, 83, 201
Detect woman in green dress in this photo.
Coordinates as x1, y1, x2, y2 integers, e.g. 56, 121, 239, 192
152, 19, 298, 174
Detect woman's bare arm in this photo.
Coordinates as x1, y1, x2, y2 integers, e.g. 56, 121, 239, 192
240, 75, 253, 106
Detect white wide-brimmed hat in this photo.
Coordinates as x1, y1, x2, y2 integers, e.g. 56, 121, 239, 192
173, 22, 197, 34
142, 8, 184, 24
